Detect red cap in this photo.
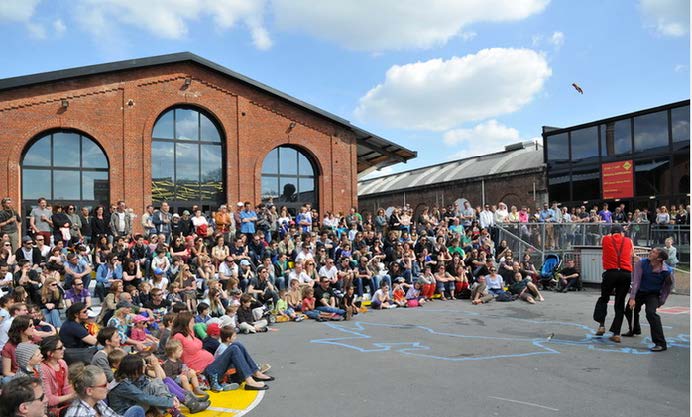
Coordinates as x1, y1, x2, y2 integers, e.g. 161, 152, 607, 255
206, 323, 220, 337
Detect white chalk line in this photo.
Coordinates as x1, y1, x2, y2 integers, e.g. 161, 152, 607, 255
488, 396, 559, 411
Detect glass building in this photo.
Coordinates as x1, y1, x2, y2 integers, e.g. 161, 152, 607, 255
543, 100, 690, 212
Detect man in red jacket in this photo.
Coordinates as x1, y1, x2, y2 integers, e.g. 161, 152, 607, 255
593, 224, 633, 342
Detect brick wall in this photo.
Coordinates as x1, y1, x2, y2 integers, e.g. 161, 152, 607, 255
0, 62, 359, 231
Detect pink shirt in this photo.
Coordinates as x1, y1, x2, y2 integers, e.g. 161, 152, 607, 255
172, 333, 213, 373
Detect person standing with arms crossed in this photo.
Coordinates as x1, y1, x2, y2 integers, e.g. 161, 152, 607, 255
593, 224, 633, 343
623, 247, 672, 352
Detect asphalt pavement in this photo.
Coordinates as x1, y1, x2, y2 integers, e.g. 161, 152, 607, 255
240, 289, 690, 417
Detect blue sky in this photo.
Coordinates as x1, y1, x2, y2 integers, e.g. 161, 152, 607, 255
0, 1, 689, 179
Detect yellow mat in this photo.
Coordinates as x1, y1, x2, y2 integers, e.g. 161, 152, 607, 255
183, 388, 264, 417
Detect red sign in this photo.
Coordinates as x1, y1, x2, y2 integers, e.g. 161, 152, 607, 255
601, 160, 634, 199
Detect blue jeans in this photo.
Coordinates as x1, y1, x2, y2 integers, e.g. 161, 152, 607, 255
205, 342, 258, 380
42, 308, 62, 327
123, 405, 146, 417
316, 305, 345, 316
373, 274, 392, 292
272, 275, 286, 291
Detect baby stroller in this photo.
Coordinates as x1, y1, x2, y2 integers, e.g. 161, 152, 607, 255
539, 254, 561, 290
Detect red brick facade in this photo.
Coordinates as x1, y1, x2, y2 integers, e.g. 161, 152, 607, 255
0, 61, 361, 226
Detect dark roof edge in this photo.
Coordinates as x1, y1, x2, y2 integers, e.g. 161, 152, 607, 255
0, 51, 416, 160
542, 99, 690, 136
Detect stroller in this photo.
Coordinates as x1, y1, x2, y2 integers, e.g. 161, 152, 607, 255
539, 254, 561, 290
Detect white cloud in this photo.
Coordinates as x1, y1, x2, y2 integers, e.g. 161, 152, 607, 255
460, 31, 477, 42
53, 18, 66, 35
0, 0, 40, 22
549, 31, 564, 48
26, 22, 46, 39
74, 0, 271, 48
355, 48, 552, 131
443, 120, 521, 160
674, 64, 688, 72
272, 0, 550, 51
639, 0, 689, 37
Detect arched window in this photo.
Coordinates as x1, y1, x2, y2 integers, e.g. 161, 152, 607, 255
21, 130, 109, 211
151, 107, 224, 212
261, 146, 317, 212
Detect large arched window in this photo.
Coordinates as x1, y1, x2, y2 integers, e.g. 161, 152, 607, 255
261, 146, 317, 213
21, 130, 109, 211
151, 107, 224, 212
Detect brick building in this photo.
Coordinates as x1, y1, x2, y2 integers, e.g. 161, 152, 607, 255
358, 141, 546, 216
0, 52, 415, 224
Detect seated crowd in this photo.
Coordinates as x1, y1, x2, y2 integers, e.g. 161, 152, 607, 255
8, 195, 683, 416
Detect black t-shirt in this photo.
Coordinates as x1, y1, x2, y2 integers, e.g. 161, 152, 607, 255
314, 284, 334, 306
560, 267, 579, 279
203, 337, 220, 355
59, 320, 90, 348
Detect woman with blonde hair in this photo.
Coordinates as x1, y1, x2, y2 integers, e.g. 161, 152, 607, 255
40, 277, 62, 327
176, 264, 198, 311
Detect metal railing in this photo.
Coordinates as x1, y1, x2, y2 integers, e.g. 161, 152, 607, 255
496, 222, 690, 264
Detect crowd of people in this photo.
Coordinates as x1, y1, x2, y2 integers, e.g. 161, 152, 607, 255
0, 195, 685, 416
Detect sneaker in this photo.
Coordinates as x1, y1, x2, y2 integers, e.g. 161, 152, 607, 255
387, 304, 398, 309
294, 315, 304, 322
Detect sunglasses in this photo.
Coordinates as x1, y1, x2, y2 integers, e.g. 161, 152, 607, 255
90, 382, 108, 389
29, 393, 45, 403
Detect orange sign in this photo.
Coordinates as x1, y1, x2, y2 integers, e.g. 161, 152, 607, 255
601, 160, 634, 199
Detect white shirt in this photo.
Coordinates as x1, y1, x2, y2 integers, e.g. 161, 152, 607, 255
288, 270, 312, 285
117, 212, 126, 232
318, 265, 338, 281
479, 210, 495, 229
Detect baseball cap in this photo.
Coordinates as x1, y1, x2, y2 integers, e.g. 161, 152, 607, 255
153, 268, 164, 275
172, 213, 180, 218
206, 323, 221, 337
239, 259, 251, 266
237, 202, 244, 207
22, 236, 33, 243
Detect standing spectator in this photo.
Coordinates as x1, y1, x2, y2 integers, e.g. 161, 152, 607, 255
141, 205, 157, 238
479, 205, 494, 230
153, 202, 173, 243
593, 224, 633, 343
90, 206, 111, 244
65, 205, 82, 242
78, 207, 92, 245
0, 197, 21, 252
598, 203, 613, 223
29, 197, 53, 243
110, 201, 132, 240
214, 204, 232, 241
239, 202, 257, 240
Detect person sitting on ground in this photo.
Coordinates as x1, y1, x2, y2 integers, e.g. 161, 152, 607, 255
301, 287, 334, 322
39, 335, 76, 416
12, 342, 43, 379
237, 294, 269, 334
508, 272, 544, 304
91, 327, 120, 383
371, 281, 396, 310
470, 276, 494, 305
313, 276, 346, 318
275, 288, 302, 322
163, 339, 211, 400
556, 259, 581, 292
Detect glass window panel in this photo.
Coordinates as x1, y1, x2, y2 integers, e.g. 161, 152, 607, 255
671, 105, 690, 153
153, 110, 174, 139
175, 109, 199, 141
298, 177, 315, 201
298, 152, 314, 176
200, 113, 221, 142
200, 145, 222, 182
602, 119, 632, 156
634, 111, 669, 153
262, 148, 279, 174
23, 135, 51, 166
548, 172, 570, 203
635, 158, 671, 196
571, 168, 600, 201
279, 147, 298, 175
546, 133, 569, 165
82, 171, 109, 201
81, 137, 108, 168
53, 132, 80, 168
175, 142, 199, 201
570, 126, 599, 162
53, 171, 80, 200
152, 142, 174, 180
261, 176, 279, 200
22, 169, 51, 200
278, 177, 298, 202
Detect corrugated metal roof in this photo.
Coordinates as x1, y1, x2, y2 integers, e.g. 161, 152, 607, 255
358, 141, 544, 196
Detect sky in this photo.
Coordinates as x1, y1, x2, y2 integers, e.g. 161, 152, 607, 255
0, 0, 689, 180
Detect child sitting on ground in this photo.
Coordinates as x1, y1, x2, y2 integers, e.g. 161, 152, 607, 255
391, 280, 409, 308
195, 302, 212, 323
371, 281, 396, 309
129, 315, 159, 349
286, 278, 303, 311
405, 280, 426, 307
275, 289, 303, 322
419, 265, 436, 301
107, 349, 127, 389
237, 294, 269, 333
202, 323, 221, 354
163, 339, 210, 398
301, 287, 334, 322
340, 284, 359, 320
214, 325, 237, 358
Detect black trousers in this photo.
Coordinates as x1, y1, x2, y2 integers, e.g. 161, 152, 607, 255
593, 269, 631, 335
625, 292, 666, 348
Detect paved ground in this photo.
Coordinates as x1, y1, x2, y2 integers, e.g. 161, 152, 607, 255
240, 289, 690, 417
